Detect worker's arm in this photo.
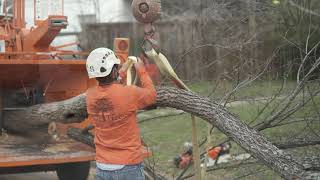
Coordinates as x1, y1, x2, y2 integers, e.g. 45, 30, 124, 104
133, 60, 157, 110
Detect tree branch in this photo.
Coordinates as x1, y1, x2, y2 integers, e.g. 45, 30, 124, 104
2, 87, 314, 179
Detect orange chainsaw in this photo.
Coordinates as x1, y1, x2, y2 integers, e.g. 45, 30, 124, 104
174, 142, 231, 169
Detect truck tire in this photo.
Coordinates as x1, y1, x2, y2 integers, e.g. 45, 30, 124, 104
56, 161, 90, 180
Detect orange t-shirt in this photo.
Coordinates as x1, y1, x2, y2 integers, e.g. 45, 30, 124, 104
208, 146, 222, 160
86, 67, 156, 165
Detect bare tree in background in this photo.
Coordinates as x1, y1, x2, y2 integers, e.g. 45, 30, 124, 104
158, 0, 320, 179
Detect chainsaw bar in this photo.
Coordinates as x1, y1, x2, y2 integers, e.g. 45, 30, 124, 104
67, 127, 95, 148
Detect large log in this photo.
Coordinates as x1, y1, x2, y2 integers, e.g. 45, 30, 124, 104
3, 94, 87, 131
2, 87, 316, 179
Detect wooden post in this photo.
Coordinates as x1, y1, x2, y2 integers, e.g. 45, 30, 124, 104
202, 124, 212, 180
191, 115, 201, 180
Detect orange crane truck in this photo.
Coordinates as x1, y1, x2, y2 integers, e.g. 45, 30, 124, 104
0, 1, 156, 179
0, 0, 134, 179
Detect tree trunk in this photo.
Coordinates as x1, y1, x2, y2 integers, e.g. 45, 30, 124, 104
2, 87, 316, 179
3, 94, 87, 132
156, 87, 307, 179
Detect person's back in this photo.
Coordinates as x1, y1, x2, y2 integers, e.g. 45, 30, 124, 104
85, 48, 156, 180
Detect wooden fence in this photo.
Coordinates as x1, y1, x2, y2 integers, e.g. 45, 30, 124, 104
78, 20, 276, 81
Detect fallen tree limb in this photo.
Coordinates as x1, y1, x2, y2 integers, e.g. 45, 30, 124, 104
275, 138, 320, 150
181, 156, 320, 180
301, 156, 320, 171
2, 87, 317, 179
67, 127, 320, 179
155, 87, 315, 179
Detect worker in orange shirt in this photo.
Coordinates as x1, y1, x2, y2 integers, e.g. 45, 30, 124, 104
85, 48, 156, 180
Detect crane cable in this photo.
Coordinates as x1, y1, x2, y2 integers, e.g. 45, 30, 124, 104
130, 1, 206, 179
142, 41, 203, 180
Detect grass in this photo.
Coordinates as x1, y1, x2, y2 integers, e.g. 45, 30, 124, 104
140, 110, 210, 174
186, 80, 297, 99
139, 80, 320, 179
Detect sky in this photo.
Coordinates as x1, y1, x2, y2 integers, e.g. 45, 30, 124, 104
25, 0, 133, 32
23, 0, 133, 49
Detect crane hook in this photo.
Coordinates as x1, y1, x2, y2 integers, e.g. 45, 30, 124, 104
131, 0, 161, 24
131, 0, 161, 49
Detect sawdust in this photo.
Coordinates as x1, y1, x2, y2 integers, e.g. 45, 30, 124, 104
43, 143, 71, 153
0, 132, 9, 142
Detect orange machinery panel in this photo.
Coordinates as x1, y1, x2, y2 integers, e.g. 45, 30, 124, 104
0, 47, 152, 168
0, 58, 97, 167
114, 38, 130, 64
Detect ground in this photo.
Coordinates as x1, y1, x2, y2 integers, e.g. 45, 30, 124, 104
0, 168, 96, 180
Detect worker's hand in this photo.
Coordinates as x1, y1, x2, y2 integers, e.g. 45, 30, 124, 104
119, 62, 129, 74
134, 58, 145, 70
119, 56, 137, 73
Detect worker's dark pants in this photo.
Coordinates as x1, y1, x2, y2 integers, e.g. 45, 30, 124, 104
96, 163, 144, 180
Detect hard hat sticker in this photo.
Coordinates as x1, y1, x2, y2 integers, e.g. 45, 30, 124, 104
89, 66, 95, 72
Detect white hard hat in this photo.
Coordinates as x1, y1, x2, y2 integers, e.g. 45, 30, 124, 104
86, 48, 121, 79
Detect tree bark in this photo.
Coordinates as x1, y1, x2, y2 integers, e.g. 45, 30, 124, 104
156, 87, 306, 179
2, 87, 315, 179
3, 94, 87, 132
275, 138, 320, 150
